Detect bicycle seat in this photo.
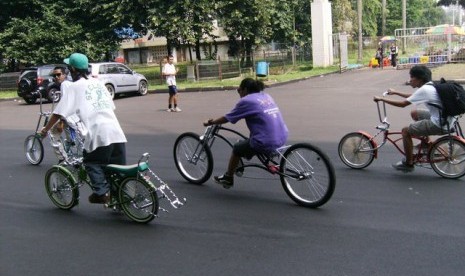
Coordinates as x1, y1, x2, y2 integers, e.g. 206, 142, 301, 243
106, 162, 149, 176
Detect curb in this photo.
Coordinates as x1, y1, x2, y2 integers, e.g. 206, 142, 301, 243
147, 68, 351, 94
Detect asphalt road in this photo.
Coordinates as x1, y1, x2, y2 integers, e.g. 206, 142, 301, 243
2, 67, 465, 276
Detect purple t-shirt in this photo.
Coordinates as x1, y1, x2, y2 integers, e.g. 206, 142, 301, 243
225, 92, 288, 153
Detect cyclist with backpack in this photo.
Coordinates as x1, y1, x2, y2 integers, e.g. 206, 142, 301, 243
373, 65, 457, 172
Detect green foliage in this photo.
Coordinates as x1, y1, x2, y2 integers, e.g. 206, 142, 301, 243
0, 0, 127, 65
438, 0, 465, 8
384, 0, 445, 35
146, 0, 217, 57
0, 0, 451, 72
332, 0, 356, 34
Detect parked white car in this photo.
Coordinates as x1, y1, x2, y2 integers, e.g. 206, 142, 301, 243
89, 62, 148, 98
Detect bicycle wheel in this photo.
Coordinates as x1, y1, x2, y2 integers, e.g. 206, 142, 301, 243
338, 132, 375, 169
44, 166, 78, 209
430, 137, 465, 179
173, 132, 213, 184
280, 143, 336, 208
24, 134, 44, 165
119, 178, 158, 223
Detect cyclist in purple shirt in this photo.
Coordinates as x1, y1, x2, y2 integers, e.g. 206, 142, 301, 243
203, 78, 288, 189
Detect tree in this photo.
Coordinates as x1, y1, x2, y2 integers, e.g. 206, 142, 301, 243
332, 0, 356, 34
145, 0, 218, 61
384, 0, 445, 36
218, 0, 274, 66
438, 0, 465, 9
0, 0, 150, 68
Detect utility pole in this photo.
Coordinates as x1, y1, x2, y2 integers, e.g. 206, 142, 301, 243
357, 0, 363, 63
382, 0, 386, 36
402, 0, 406, 54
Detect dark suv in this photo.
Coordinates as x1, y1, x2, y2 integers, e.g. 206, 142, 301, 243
17, 64, 65, 104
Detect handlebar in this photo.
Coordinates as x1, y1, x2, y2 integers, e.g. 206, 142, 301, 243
201, 124, 220, 141
375, 92, 390, 130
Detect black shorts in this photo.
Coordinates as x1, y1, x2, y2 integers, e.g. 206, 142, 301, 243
83, 143, 126, 165
168, 85, 177, 95
233, 139, 257, 160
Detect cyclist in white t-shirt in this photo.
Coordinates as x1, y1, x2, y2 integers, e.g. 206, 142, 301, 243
40, 53, 127, 204
374, 65, 455, 172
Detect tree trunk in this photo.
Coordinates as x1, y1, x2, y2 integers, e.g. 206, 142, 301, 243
195, 39, 202, 61
188, 43, 193, 64
245, 38, 253, 68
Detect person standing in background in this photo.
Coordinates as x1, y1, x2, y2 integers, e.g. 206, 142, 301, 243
162, 55, 181, 112
390, 43, 398, 67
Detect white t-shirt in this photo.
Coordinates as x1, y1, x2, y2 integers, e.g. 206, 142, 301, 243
162, 63, 176, 86
407, 82, 456, 128
53, 77, 127, 152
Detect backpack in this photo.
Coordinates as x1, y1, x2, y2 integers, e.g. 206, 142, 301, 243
430, 78, 465, 119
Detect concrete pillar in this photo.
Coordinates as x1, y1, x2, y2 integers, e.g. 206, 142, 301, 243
311, 0, 333, 67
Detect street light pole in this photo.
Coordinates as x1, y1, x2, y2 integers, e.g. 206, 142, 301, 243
402, 0, 406, 54
357, 0, 363, 63
382, 0, 386, 36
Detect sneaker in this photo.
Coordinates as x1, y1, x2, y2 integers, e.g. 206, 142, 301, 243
166, 108, 174, 112
88, 193, 110, 204
174, 107, 182, 112
214, 174, 234, 189
392, 160, 414, 172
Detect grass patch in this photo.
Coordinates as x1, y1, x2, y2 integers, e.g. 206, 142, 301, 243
0, 90, 17, 99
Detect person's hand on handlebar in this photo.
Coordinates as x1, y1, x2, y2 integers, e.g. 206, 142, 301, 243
374, 88, 397, 102
203, 116, 228, 127
203, 119, 214, 126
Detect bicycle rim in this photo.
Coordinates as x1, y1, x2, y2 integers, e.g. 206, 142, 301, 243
173, 133, 213, 184
45, 167, 78, 209
430, 138, 465, 179
280, 143, 336, 208
119, 178, 158, 223
24, 135, 44, 165
338, 132, 375, 169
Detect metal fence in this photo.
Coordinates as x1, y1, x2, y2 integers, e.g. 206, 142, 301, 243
0, 72, 19, 90
394, 27, 465, 68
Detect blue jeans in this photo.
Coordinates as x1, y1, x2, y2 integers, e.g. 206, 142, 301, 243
83, 143, 126, 196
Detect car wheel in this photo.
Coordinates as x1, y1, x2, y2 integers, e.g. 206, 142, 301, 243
47, 87, 61, 103
105, 84, 115, 99
23, 96, 37, 104
138, 80, 148, 96
18, 78, 32, 96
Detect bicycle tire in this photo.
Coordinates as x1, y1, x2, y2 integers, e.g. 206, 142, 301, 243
430, 137, 465, 179
173, 132, 213, 184
118, 177, 158, 223
280, 143, 336, 208
24, 134, 44, 165
44, 166, 79, 210
338, 132, 375, 169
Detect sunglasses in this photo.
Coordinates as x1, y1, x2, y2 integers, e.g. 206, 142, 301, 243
52, 73, 62, 78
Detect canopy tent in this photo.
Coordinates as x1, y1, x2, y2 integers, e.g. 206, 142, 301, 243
426, 24, 465, 36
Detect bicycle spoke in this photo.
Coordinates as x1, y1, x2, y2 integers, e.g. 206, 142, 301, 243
281, 144, 335, 208
430, 139, 465, 178
174, 133, 213, 184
